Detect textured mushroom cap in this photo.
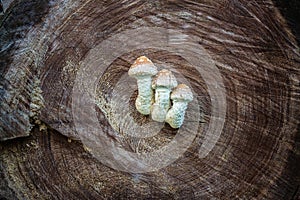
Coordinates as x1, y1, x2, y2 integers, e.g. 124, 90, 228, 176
171, 84, 193, 102
152, 69, 178, 89
128, 56, 158, 77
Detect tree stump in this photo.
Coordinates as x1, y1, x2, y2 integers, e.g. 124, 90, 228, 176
0, 0, 299, 199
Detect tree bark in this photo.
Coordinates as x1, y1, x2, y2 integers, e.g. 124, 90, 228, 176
0, 0, 299, 199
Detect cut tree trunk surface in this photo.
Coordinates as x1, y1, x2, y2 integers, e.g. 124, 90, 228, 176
0, 0, 299, 199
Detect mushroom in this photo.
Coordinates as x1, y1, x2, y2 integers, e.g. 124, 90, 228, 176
151, 69, 178, 122
128, 56, 158, 115
165, 84, 193, 128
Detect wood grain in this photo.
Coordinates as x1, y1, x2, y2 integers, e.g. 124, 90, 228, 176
0, 0, 299, 199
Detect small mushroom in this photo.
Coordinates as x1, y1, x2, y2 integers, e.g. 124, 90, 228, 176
165, 84, 193, 128
128, 56, 158, 115
151, 69, 178, 122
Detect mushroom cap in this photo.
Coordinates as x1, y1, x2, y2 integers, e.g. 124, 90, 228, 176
171, 84, 193, 102
128, 56, 158, 77
152, 69, 178, 89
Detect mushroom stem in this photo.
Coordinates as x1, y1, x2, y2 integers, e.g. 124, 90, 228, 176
165, 100, 188, 128
135, 77, 153, 115
151, 87, 171, 122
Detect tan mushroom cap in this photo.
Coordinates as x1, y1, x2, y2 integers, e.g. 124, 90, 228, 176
152, 69, 178, 89
171, 84, 193, 102
128, 56, 158, 77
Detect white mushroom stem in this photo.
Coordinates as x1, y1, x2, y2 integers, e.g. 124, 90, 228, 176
135, 77, 153, 115
151, 87, 171, 122
165, 100, 189, 128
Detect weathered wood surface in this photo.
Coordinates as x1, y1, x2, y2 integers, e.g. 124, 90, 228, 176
0, 0, 300, 199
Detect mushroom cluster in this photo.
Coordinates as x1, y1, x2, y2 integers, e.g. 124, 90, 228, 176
128, 56, 193, 128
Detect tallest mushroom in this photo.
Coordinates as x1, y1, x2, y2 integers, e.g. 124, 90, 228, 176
128, 56, 158, 115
